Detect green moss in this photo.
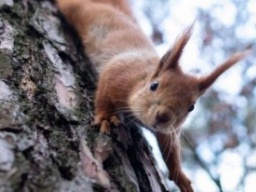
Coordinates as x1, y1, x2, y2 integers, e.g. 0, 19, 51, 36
9, 152, 30, 191
0, 50, 13, 79
108, 165, 139, 192
28, 165, 59, 192
48, 126, 79, 180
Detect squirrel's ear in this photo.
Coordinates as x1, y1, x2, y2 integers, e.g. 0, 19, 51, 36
153, 25, 193, 77
198, 51, 250, 94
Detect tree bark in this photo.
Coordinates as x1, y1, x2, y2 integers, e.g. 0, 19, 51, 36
0, 1, 169, 192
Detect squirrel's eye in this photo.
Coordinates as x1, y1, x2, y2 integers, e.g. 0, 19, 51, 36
150, 81, 159, 91
188, 105, 194, 112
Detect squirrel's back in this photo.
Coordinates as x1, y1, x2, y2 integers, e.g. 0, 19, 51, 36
57, 0, 133, 19
56, 0, 157, 72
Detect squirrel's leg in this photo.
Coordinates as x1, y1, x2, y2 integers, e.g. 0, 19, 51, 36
156, 132, 193, 192
91, 0, 135, 21
93, 79, 121, 134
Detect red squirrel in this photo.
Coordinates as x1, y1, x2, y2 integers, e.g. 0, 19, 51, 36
56, 0, 249, 191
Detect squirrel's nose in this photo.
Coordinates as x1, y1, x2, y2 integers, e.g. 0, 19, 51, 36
155, 110, 170, 124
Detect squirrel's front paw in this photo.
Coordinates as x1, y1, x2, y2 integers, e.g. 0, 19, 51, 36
175, 172, 193, 192
94, 115, 121, 134
179, 182, 193, 192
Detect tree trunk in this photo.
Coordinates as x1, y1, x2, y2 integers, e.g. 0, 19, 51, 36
0, 1, 169, 191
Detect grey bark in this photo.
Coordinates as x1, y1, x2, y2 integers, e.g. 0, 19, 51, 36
0, 1, 169, 192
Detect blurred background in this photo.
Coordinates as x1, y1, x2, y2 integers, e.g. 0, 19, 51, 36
131, 0, 256, 191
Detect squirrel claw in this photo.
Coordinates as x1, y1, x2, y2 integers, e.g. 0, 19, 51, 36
110, 115, 121, 127
174, 172, 193, 192
99, 120, 111, 134
180, 185, 193, 192
94, 115, 121, 134
179, 183, 193, 192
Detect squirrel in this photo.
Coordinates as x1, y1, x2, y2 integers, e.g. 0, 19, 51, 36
56, 0, 249, 191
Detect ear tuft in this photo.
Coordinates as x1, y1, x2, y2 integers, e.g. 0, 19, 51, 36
198, 50, 251, 93
163, 24, 193, 68
153, 24, 194, 77
153, 22, 195, 77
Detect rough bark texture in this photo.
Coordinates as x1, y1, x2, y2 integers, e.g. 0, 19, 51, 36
0, 1, 169, 191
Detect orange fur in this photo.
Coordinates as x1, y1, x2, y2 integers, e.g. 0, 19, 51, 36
56, 0, 249, 191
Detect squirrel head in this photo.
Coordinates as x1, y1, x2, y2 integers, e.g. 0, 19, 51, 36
128, 25, 250, 134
